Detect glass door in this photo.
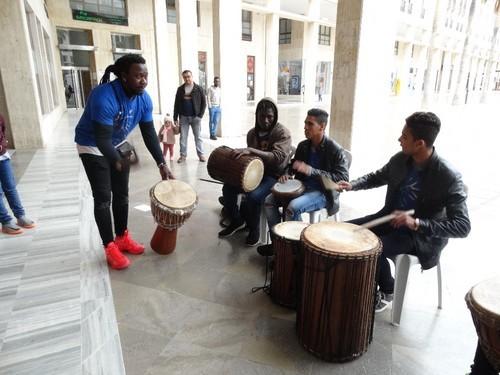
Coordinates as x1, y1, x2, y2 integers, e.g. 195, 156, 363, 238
62, 67, 91, 109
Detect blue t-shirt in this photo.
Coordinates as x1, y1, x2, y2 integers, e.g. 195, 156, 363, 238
74, 79, 153, 147
303, 149, 323, 191
394, 166, 423, 210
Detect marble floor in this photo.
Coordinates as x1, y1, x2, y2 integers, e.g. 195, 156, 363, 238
0, 99, 499, 374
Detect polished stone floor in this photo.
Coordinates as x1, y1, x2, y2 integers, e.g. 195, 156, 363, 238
0, 97, 499, 374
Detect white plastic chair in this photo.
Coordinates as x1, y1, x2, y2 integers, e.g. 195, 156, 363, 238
391, 254, 442, 326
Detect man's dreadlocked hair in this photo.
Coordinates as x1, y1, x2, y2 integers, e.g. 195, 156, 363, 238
99, 54, 146, 85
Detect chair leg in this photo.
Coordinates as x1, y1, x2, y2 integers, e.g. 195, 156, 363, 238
437, 261, 443, 309
391, 255, 412, 326
259, 206, 268, 245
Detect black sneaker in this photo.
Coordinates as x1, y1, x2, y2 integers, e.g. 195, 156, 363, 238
257, 244, 273, 256
375, 290, 393, 313
245, 230, 260, 246
218, 219, 245, 237
210, 135, 217, 140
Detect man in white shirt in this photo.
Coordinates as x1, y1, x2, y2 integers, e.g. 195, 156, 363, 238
207, 77, 221, 140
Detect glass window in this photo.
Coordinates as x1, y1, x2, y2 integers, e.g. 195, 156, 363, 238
242, 10, 252, 41
166, 0, 176, 23
70, 0, 127, 18
394, 41, 399, 55
279, 18, 292, 44
57, 28, 92, 46
25, 3, 59, 114
111, 33, 140, 50
196, 0, 200, 27
318, 25, 331, 46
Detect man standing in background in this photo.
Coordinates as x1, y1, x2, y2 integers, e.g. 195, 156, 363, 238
173, 70, 207, 163
207, 77, 221, 140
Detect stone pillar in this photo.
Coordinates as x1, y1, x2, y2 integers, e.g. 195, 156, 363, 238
330, 0, 398, 158
0, 0, 43, 148
422, 0, 442, 107
176, 0, 199, 83
481, 25, 499, 103
302, 0, 320, 104
453, 0, 477, 105
212, 0, 244, 137
264, 0, 280, 100
153, 0, 171, 115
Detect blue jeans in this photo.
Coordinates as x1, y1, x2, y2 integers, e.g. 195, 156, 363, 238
264, 190, 327, 230
208, 107, 221, 137
179, 115, 204, 157
222, 176, 276, 231
0, 158, 25, 224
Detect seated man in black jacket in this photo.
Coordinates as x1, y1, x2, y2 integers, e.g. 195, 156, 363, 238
257, 108, 349, 256
337, 112, 471, 312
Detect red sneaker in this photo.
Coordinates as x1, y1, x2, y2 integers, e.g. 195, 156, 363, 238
114, 230, 145, 255
105, 242, 130, 270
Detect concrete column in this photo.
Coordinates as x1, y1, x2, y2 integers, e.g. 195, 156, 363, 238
264, 0, 280, 100
453, 0, 477, 105
422, 0, 442, 107
302, 0, 320, 104
176, 0, 199, 83
0, 0, 43, 149
330, 0, 398, 157
212, 0, 244, 137
153, 0, 171, 115
481, 25, 499, 103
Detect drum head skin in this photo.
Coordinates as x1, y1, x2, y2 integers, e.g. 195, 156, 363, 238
153, 180, 197, 209
273, 179, 304, 193
242, 158, 264, 192
302, 222, 380, 255
471, 277, 500, 318
273, 221, 309, 241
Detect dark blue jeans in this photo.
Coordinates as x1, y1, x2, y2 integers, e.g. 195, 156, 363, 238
208, 107, 221, 137
0, 158, 25, 224
222, 176, 276, 232
350, 213, 416, 294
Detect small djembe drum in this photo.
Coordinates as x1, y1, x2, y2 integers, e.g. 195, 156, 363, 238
207, 146, 264, 192
271, 179, 305, 214
150, 180, 197, 254
465, 276, 500, 372
270, 221, 309, 309
297, 221, 381, 362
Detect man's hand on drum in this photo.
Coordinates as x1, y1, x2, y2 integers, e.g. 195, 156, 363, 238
232, 148, 251, 159
293, 161, 312, 175
336, 181, 352, 192
278, 175, 292, 183
159, 164, 175, 180
390, 210, 417, 230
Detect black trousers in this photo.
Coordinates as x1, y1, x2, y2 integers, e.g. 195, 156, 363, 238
350, 213, 416, 294
80, 154, 130, 246
470, 342, 498, 375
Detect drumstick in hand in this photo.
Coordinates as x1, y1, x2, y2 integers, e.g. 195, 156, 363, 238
357, 209, 415, 230
320, 175, 340, 191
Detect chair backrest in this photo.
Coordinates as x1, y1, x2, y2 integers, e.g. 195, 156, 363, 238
344, 149, 353, 170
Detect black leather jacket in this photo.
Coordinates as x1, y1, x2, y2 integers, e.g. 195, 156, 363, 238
173, 83, 206, 121
350, 149, 471, 269
291, 136, 349, 216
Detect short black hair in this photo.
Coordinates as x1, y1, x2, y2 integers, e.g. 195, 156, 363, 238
307, 108, 328, 125
182, 70, 192, 76
405, 111, 441, 147
100, 54, 145, 85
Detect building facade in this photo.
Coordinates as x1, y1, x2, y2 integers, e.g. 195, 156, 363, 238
0, 0, 499, 149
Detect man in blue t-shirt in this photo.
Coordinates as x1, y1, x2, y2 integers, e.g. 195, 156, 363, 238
75, 54, 173, 270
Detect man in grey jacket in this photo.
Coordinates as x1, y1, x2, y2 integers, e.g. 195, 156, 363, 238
337, 112, 471, 312
173, 70, 207, 163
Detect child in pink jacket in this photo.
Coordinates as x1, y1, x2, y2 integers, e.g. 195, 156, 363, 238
158, 114, 177, 160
